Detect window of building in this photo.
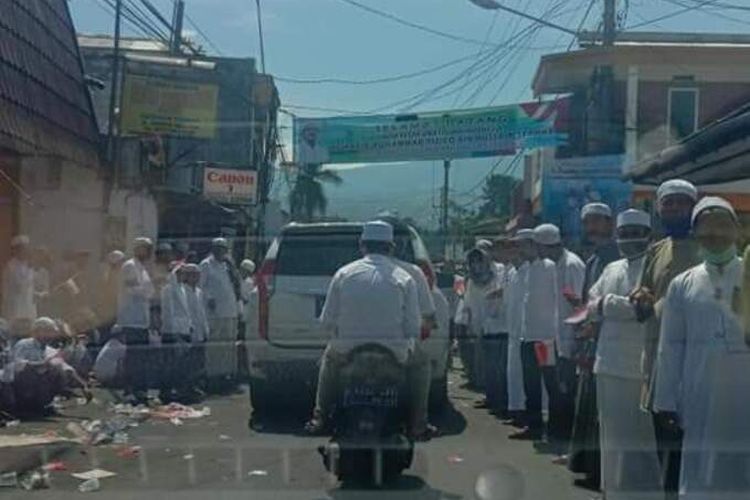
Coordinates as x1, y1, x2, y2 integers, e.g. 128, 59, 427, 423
667, 87, 699, 143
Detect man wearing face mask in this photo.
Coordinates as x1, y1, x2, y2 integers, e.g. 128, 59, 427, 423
535, 223, 586, 458
653, 196, 750, 499
588, 209, 661, 499
631, 179, 700, 497
509, 225, 559, 442
569, 202, 619, 488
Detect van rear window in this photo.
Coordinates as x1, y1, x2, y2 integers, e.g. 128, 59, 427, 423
276, 234, 361, 276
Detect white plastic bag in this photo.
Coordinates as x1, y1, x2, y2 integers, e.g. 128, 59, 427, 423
93, 339, 125, 385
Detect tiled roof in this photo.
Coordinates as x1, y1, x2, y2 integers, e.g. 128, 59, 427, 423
0, 0, 99, 166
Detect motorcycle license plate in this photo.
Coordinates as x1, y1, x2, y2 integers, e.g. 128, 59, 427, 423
343, 386, 399, 408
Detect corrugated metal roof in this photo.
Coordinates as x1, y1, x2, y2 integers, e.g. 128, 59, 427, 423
0, 0, 99, 166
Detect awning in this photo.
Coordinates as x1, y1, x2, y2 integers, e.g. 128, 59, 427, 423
626, 104, 750, 185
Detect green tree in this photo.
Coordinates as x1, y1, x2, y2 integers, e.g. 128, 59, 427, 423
289, 164, 343, 221
478, 174, 519, 218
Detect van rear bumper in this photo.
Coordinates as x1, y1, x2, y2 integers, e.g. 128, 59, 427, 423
246, 341, 324, 384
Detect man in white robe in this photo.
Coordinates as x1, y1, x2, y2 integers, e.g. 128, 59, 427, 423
589, 209, 661, 499
654, 197, 750, 500
505, 231, 531, 425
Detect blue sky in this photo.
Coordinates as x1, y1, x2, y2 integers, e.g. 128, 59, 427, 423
68, 0, 750, 225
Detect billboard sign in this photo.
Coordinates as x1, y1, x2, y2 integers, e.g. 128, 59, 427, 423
121, 74, 219, 139
203, 166, 257, 205
293, 100, 568, 165
542, 155, 632, 242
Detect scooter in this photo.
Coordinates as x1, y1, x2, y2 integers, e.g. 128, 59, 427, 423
318, 343, 414, 485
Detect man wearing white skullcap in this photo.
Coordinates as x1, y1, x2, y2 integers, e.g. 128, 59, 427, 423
587, 209, 661, 498
97, 250, 126, 336
632, 180, 702, 496
653, 196, 750, 499
503, 230, 534, 423
239, 259, 257, 308
2, 235, 36, 322
534, 224, 586, 456
306, 220, 421, 435
569, 203, 619, 487
10, 317, 91, 413
200, 237, 240, 393
509, 225, 559, 442
117, 237, 155, 404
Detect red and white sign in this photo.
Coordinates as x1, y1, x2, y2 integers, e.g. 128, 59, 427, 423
203, 167, 257, 205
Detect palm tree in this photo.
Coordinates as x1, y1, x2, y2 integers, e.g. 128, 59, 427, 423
289, 164, 343, 221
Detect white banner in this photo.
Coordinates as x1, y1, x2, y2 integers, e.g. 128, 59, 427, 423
203, 167, 257, 205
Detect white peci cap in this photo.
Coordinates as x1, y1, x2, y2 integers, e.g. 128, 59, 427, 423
475, 239, 494, 251
581, 203, 612, 220
657, 179, 698, 203
240, 259, 256, 273
10, 235, 30, 247
533, 224, 561, 245
514, 229, 535, 240
691, 196, 738, 226
32, 317, 59, 333
107, 250, 126, 264
361, 221, 394, 243
212, 237, 230, 248
617, 209, 651, 229
133, 237, 153, 249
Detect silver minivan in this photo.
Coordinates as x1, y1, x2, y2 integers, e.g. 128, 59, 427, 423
246, 222, 451, 414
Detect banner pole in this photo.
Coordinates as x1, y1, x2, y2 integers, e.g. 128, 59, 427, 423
441, 158, 451, 257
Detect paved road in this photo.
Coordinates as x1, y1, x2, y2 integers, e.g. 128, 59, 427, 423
3, 368, 595, 500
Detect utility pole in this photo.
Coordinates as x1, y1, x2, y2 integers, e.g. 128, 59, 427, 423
603, 0, 616, 46
441, 159, 451, 255
255, 0, 267, 73
170, 0, 185, 54
107, 0, 123, 184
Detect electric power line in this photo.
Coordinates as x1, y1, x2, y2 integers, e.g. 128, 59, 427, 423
334, 0, 501, 47
184, 13, 225, 55
627, 0, 722, 29
568, 0, 598, 50
660, 0, 750, 27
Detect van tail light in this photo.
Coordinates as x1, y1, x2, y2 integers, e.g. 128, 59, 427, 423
256, 260, 276, 340
417, 260, 435, 290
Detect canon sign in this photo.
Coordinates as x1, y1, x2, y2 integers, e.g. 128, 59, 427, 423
203, 166, 257, 205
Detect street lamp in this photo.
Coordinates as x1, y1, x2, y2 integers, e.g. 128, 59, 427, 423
467, 0, 577, 36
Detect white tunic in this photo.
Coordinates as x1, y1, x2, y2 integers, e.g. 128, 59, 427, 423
507, 264, 528, 411
456, 269, 505, 335
117, 258, 154, 329
320, 254, 421, 362
591, 256, 647, 380
555, 249, 586, 358
2, 258, 36, 321
185, 286, 209, 342
199, 255, 239, 319
161, 282, 191, 335
653, 258, 750, 499
522, 258, 558, 341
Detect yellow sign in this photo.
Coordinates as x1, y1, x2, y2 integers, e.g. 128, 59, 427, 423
121, 74, 219, 138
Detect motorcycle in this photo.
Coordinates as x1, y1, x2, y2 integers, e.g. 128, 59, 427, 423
318, 343, 414, 485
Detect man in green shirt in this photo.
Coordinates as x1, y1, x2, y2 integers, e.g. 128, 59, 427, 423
632, 178, 700, 499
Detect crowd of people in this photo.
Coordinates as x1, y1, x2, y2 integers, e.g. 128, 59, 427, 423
0, 235, 257, 417
455, 178, 750, 499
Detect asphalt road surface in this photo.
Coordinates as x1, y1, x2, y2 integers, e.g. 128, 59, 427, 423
2, 367, 595, 500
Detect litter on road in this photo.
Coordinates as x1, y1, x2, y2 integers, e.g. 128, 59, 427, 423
78, 478, 101, 493
42, 461, 68, 472
19, 470, 50, 490
248, 470, 269, 477
71, 468, 117, 480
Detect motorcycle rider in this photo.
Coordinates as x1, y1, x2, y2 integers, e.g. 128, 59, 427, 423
305, 220, 422, 435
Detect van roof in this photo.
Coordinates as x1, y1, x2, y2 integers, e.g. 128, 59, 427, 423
281, 222, 364, 235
